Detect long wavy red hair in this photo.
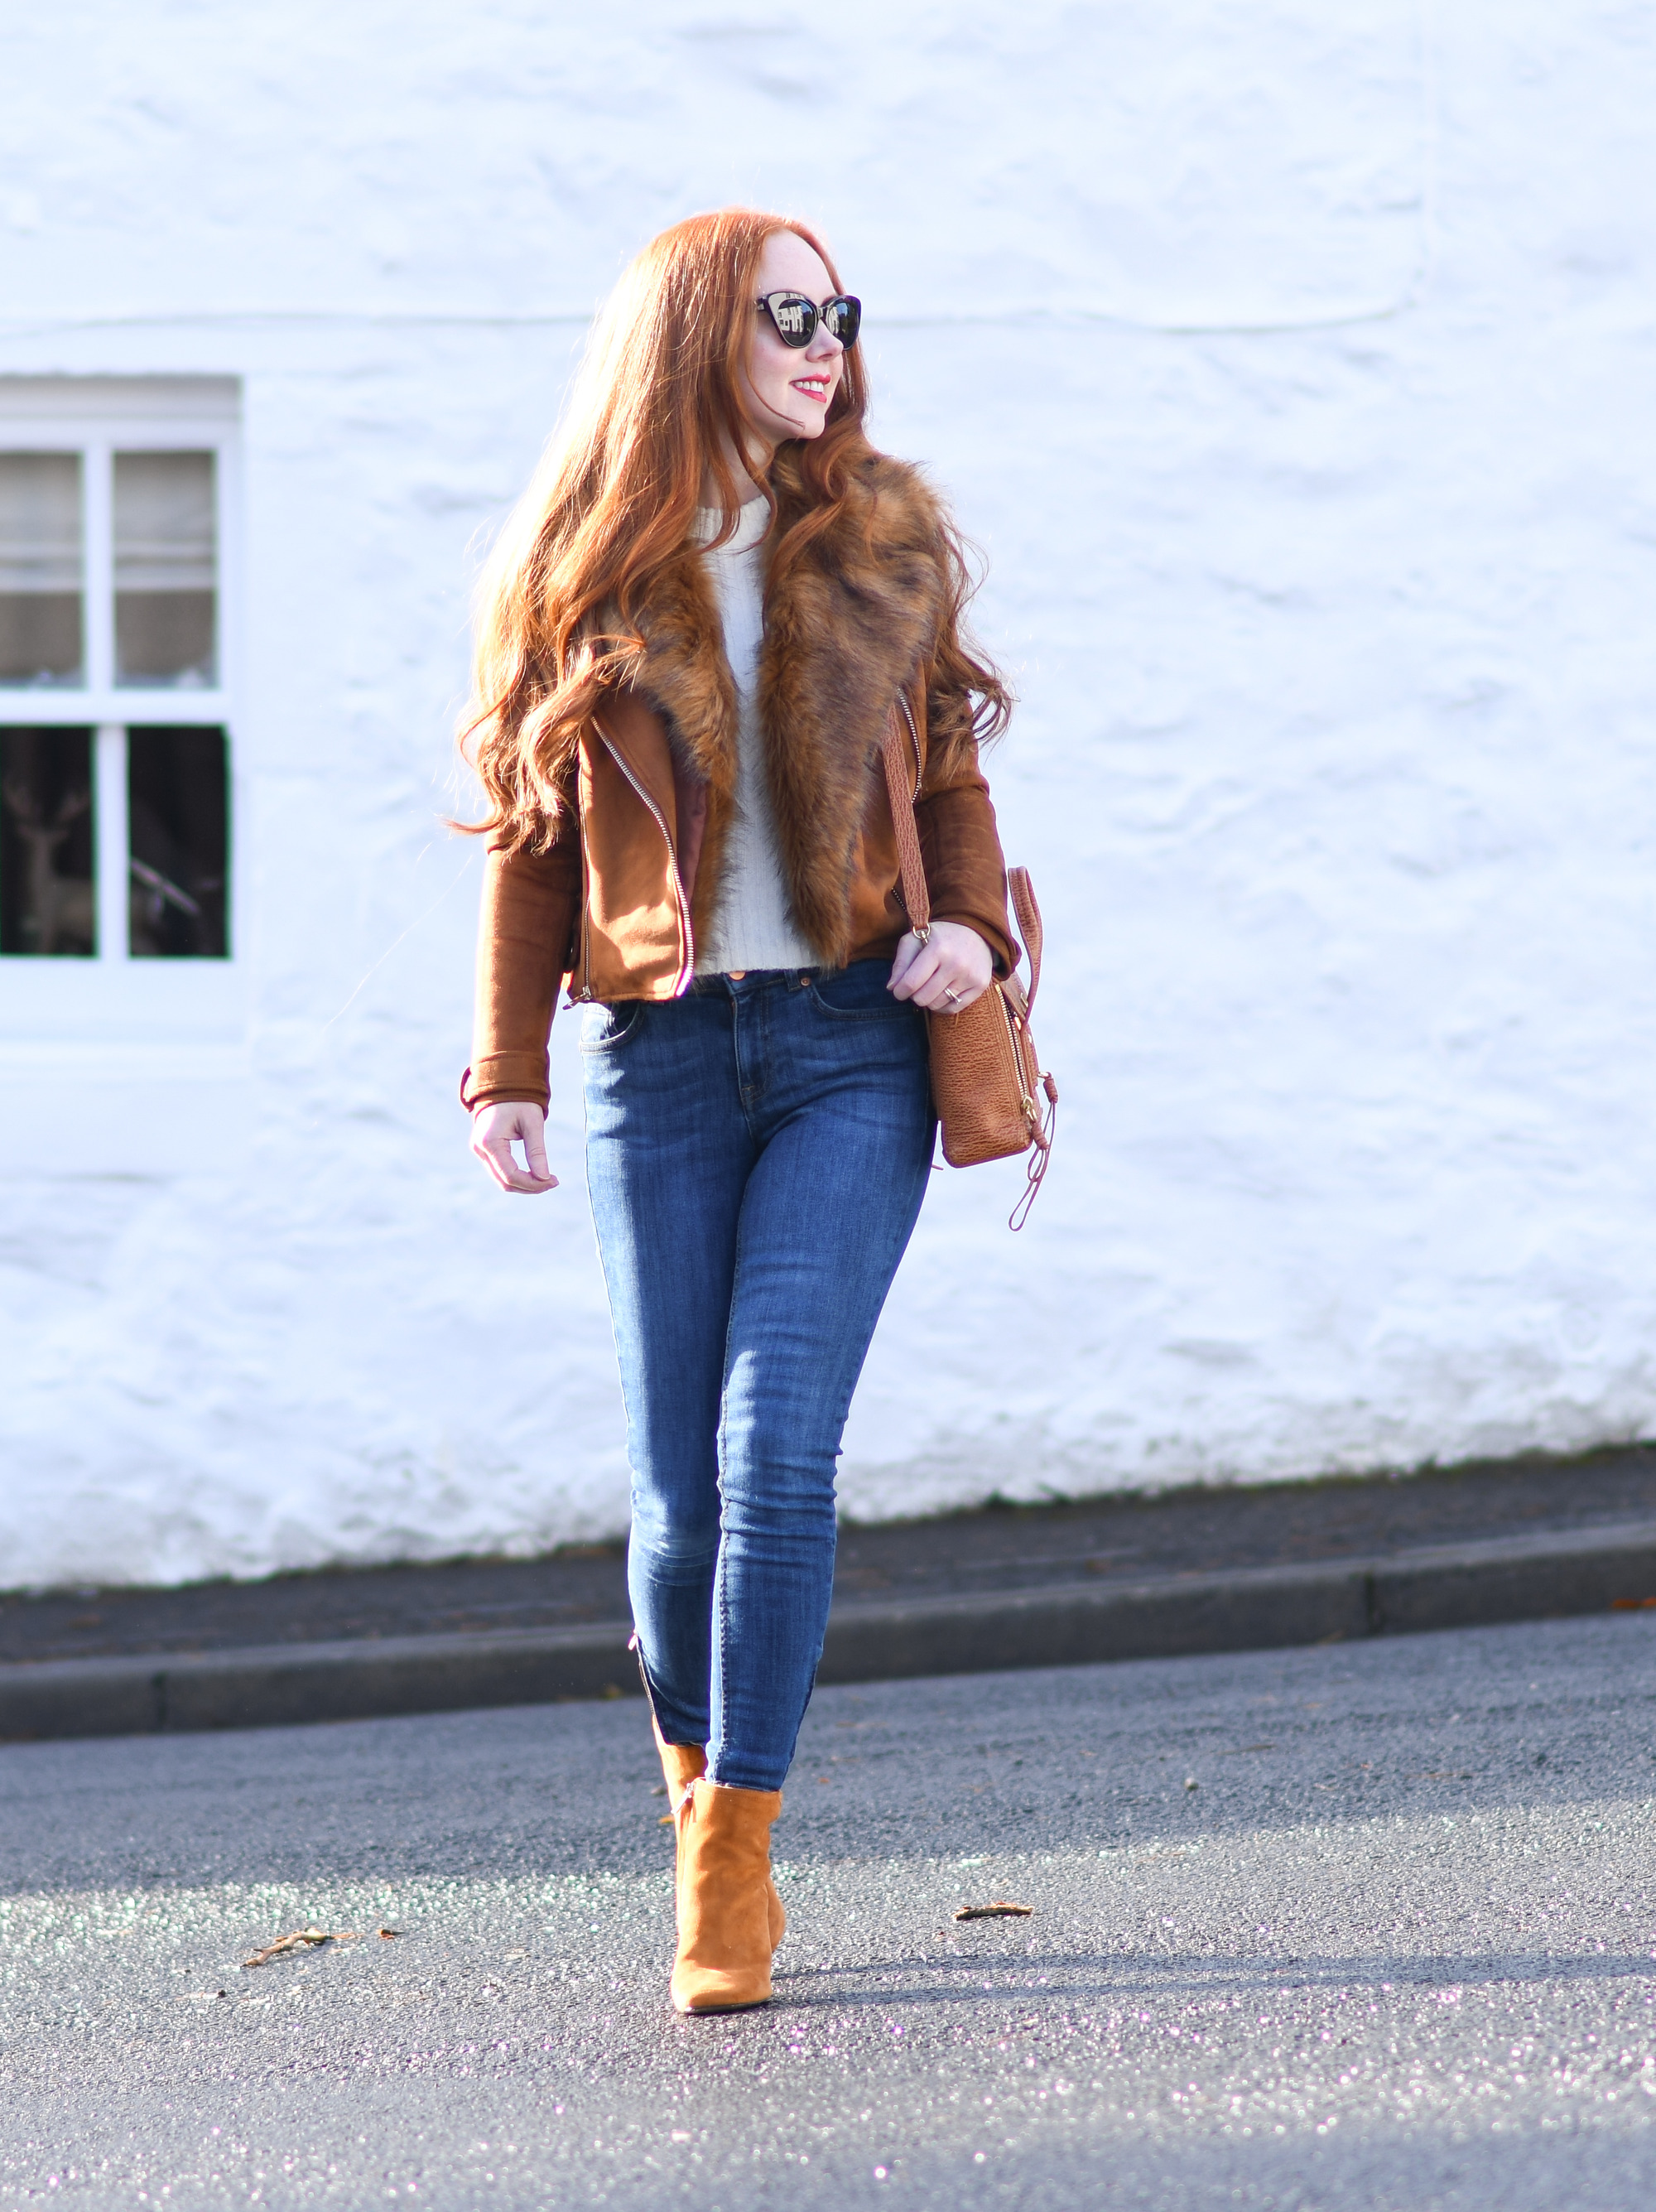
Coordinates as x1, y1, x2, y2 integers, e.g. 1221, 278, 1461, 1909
460, 208, 1006, 849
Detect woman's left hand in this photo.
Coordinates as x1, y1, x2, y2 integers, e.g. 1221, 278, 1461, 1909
888, 920, 994, 1012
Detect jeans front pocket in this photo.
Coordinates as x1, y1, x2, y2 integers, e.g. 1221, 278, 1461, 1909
806, 959, 919, 1022
579, 1000, 644, 1053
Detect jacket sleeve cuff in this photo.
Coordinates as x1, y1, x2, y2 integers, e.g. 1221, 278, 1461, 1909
460, 1054, 551, 1115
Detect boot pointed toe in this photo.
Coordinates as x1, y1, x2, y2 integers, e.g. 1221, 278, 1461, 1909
671, 1962, 773, 2015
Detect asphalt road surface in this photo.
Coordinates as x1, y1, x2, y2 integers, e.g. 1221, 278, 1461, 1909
3, 1614, 1654, 2210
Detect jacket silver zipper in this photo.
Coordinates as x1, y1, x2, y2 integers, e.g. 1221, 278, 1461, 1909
898, 692, 924, 791
594, 723, 696, 995
570, 833, 595, 1002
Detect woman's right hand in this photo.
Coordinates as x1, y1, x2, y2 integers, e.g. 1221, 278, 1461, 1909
471, 1101, 559, 1194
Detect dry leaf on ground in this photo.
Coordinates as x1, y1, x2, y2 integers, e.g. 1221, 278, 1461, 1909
953, 1901, 1033, 1921
240, 1927, 361, 1969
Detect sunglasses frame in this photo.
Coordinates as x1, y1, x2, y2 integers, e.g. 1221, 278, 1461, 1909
755, 291, 862, 350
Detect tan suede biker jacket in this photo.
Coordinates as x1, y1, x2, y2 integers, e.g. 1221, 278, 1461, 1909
463, 455, 1015, 1115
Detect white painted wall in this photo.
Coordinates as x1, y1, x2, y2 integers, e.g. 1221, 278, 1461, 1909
2, 2, 1654, 1588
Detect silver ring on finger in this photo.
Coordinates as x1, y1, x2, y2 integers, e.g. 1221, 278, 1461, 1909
944, 986, 962, 1006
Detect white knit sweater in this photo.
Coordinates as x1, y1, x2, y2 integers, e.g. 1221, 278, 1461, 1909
691, 499, 819, 976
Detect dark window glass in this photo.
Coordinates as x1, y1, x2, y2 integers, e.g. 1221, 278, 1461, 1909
0, 454, 83, 687
0, 726, 95, 956
114, 451, 216, 687
128, 726, 229, 958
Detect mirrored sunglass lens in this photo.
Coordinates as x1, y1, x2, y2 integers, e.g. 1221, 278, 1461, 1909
826, 296, 861, 345
769, 296, 815, 345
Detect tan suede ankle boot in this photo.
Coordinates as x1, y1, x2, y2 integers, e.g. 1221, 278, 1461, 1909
653, 1725, 785, 1952
669, 1779, 782, 2015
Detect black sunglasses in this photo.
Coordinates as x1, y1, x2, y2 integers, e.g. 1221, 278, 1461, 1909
755, 292, 862, 349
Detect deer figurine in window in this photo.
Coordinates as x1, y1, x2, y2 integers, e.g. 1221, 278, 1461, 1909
1, 769, 94, 954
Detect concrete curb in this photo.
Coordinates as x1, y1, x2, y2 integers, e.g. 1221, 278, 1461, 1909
4, 1519, 1655, 1743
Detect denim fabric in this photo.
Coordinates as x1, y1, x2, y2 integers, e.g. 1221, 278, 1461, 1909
581, 960, 935, 1790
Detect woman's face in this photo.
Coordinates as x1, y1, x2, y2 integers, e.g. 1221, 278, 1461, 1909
740, 230, 848, 454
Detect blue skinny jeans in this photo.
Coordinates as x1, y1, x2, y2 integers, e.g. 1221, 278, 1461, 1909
581, 960, 935, 1791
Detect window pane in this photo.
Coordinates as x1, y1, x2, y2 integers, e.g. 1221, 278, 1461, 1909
128, 725, 228, 958
114, 451, 216, 687
0, 727, 95, 956
0, 454, 83, 687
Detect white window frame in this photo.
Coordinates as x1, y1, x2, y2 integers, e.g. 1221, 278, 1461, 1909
0, 377, 242, 1052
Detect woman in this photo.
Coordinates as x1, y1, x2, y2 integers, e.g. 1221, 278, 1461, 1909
460, 209, 1015, 2015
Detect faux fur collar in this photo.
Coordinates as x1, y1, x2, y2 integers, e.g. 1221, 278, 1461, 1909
615, 453, 948, 964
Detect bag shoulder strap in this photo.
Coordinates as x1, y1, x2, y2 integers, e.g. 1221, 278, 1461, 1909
879, 705, 932, 937
1009, 866, 1042, 1014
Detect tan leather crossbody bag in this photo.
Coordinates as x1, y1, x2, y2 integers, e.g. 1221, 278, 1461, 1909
880, 710, 1057, 1228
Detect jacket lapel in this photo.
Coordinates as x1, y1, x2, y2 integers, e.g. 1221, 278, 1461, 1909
757, 461, 946, 961
620, 551, 739, 947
